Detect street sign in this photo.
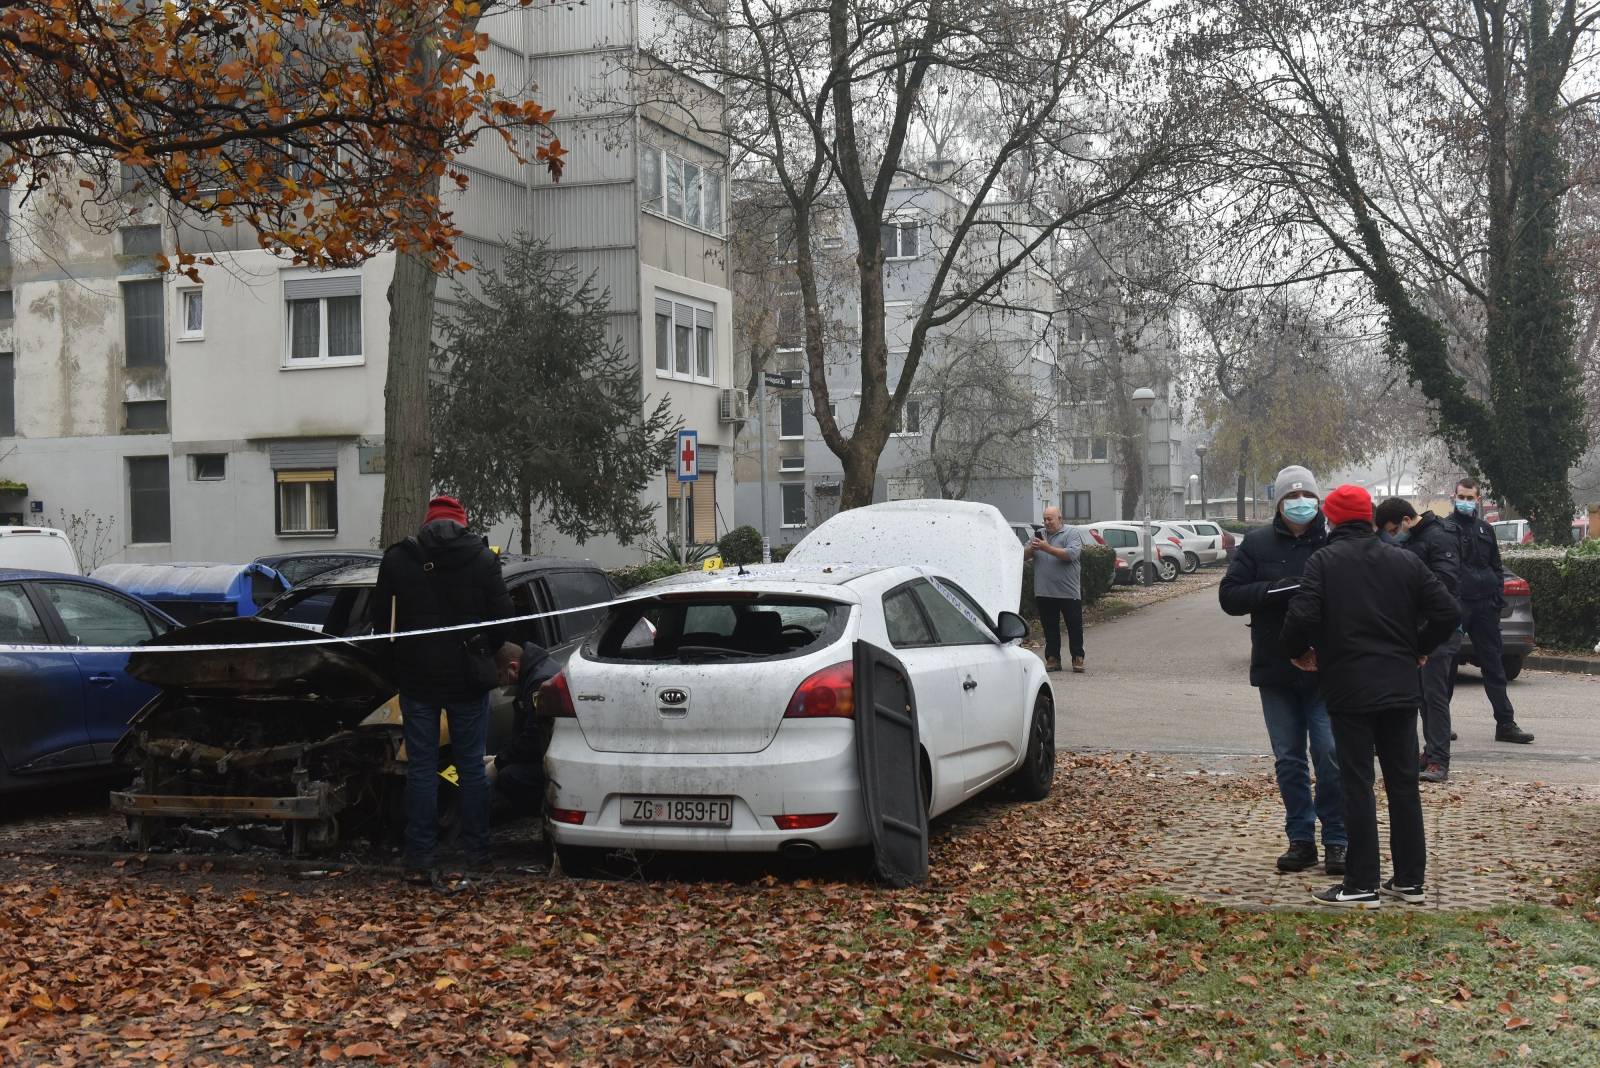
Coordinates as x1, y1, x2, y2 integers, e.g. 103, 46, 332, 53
677, 429, 699, 483
763, 371, 791, 388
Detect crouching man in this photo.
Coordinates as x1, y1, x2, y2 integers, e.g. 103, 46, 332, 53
1281, 485, 1458, 909
491, 642, 562, 816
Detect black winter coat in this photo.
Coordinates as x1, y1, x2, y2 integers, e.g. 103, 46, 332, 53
372, 519, 515, 703
1280, 524, 1459, 714
1218, 511, 1328, 688
1400, 511, 1461, 598
1454, 513, 1505, 604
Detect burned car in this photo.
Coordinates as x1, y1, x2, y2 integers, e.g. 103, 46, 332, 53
109, 556, 620, 855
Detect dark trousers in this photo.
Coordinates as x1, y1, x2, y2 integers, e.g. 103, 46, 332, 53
1036, 596, 1084, 662
1329, 705, 1425, 892
400, 693, 491, 869
1420, 634, 1459, 768
1450, 600, 1515, 727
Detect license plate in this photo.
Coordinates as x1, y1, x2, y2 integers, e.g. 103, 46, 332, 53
621, 796, 733, 827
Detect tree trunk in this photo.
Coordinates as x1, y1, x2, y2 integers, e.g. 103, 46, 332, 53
519, 473, 533, 556
1235, 434, 1250, 523
379, 247, 440, 546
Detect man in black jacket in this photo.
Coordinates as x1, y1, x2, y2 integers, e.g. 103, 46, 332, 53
1219, 465, 1347, 876
489, 641, 561, 816
1282, 485, 1459, 909
373, 495, 514, 882
1375, 498, 1461, 782
1449, 478, 1534, 744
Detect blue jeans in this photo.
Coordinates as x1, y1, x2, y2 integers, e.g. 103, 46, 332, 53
1258, 678, 1346, 848
401, 693, 491, 868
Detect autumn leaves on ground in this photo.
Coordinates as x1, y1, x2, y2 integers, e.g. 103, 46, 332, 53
3, 756, 1598, 1066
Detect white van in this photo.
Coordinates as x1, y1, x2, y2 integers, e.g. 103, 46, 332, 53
0, 527, 83, 574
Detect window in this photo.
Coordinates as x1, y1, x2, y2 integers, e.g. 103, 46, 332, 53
1100, 528, 1137, 549
123, 400, 167, 433
0, 585, 48, 644
665, 468, 717, 544
191, 453, 226, 481
779, 395, 804, 439
0, 352, 12, 436
120, 163, 145, 196
276, 470, 337, 535
120, 224, 161, 256
891, 399, 921, 437
642, 141, 725, 235
653, 294, 714, 382
283, 273, 362, 366
122, 279, 164, 367
777, 294, 803, 346
883, 587, 935, 647
544, 569, 616, 643
0, 290, 12, 319
179, 289, 203, 339
911, 579, 992, 645
38, 582, 156, 646
1062, 490, 1091, 521
779, 455, 805, 473
881, 220, 920, 260
127, 456, 171, 544
1091, 436, 1108, 461
780, 483, 807, 527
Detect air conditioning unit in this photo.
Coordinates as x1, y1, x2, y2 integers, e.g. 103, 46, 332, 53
718, 387, 750, 423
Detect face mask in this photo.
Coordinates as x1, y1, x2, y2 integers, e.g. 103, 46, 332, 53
1454, 499, 1477, 517
1282, 498, 1319, 524
1379, 530, 1397, 544
1393, 529, 1411, 544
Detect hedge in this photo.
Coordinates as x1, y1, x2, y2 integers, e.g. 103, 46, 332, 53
608, 559, 687, 592
717, 525, 763, 565
1501, 548, 1600, 652
1020, 544, 1117, 620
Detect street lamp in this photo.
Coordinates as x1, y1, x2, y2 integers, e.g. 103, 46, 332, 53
1188, 474, 1199, 514
1131, 387, 1157, 585
1195, 445, 1208, 521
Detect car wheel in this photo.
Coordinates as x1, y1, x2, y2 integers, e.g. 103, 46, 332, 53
1502, 655, 1524, 682
1157, 557, 1179, 582
1010, 690, 1055, 802
1182, 552, 1199, 574
1131, 560, 1153, 585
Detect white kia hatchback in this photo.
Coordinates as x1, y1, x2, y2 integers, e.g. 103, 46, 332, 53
543, 501, 1055, 880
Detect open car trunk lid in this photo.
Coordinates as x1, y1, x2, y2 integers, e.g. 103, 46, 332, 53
126, 617, 395, 712
788, 500, 1022, 623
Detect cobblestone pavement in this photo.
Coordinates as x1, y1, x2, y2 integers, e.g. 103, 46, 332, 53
1140, 757, 1600, 911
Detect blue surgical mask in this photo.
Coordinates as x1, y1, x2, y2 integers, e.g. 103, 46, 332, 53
1282, 498, 1319, 524
1393, 529, 1411, 544
1379, 530, 1397, 544
1454, 499, 1477, 517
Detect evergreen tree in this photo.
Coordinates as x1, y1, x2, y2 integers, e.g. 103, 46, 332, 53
431, 237, 678, 553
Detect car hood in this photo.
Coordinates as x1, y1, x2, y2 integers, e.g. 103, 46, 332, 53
788, 499, 1023, 621
126, 617, 394, 702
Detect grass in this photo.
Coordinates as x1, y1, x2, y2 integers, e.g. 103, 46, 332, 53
848, 891, 1600, 1064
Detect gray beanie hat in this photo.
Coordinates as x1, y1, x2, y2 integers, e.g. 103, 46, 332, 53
1274, 465, 1320, 508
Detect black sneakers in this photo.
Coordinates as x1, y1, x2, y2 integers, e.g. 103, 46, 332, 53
1312, 884, 1380, 909
1495, 722, 1535, 744
1324, 844, 1347, 876
1277, 841, 1318, 873
1380, 879, 1426, 904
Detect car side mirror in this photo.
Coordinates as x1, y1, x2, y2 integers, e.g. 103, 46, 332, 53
996, 611, 1028, 644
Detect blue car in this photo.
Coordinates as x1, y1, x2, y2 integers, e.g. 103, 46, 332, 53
0, 568, 179, 791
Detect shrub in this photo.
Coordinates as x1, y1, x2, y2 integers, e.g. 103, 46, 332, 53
1019, 543, 1117, 620
609, 559, 686, 592
1502, 548, 1600, 652
717, 525, 763, 565
771, 544, 794, 563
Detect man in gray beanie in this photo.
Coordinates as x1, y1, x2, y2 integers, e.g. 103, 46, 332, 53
1219, 465, 1347, 876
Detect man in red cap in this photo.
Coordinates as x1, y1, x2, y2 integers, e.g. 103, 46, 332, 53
1281, 484, 1458, 909
374, 494, 513, 887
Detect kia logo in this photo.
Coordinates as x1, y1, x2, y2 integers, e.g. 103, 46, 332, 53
658, 688, 689, 706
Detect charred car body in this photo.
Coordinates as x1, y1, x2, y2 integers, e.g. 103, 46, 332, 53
110, 557, 618, 854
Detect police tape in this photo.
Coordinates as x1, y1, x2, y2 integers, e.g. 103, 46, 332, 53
0, 595, 658, 656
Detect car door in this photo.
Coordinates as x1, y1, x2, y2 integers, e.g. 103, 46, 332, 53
0, 581, 96, 775
879, 581, 965, 814
1190, 523, 1225, 563
907, 578, 1027, 794
31, 580, 166, 761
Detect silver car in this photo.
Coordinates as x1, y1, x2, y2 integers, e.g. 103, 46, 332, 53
1083, 522, 1183, 583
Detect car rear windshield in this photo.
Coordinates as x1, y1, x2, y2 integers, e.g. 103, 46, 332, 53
258, 585, 374, 636
590, 594, 849, 663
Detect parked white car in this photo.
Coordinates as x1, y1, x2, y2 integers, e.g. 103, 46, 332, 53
1083, 521, 1183, 583
0, 527, 81, 575
1162, 520, 1230, 571
542, 501, 1055, 881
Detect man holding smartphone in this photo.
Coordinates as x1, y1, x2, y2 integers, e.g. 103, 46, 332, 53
1026, 505, 1085, 673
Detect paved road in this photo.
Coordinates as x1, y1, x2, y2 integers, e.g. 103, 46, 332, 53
1054, 583, 1600, 785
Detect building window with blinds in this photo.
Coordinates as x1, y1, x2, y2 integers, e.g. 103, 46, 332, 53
665, 465, 717, 545
275, 469, 338, 535
282, 271, 362, 368
653, 292, 715, 384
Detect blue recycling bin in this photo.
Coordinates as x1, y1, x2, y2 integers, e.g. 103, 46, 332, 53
89, 562, 291, 626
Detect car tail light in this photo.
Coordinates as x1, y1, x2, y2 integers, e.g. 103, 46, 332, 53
774, 813, 836, 830
1089, 530, 1107, 545
1114, 557, 1128, 569
784, 661, 854, 719
1168, 537, 1183, 547
1503, 577, 1529, 596
1222, 532, 1236, 549
548, 807, 587, 825
538, 671, 577, 718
